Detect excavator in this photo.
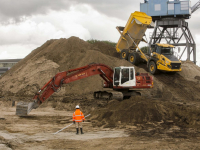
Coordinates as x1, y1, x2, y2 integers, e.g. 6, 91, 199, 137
16, 63, 153, 116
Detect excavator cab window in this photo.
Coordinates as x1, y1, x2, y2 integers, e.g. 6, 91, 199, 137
114, 67, 120, 86
121, 68, 129, 84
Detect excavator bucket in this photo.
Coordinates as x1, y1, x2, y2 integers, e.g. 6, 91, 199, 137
16, 101, 38, 116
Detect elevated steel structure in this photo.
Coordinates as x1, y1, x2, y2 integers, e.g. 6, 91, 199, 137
148, 18, 196, 63
140, 0, 197, 64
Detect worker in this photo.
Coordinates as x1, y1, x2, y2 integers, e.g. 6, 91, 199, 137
72, 105, 85, 135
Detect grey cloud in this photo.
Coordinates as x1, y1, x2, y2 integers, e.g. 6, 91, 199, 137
187, 11, 200, 39
74, 0, 141, 20
0, 0, 76, 22
0, 0, 141, 22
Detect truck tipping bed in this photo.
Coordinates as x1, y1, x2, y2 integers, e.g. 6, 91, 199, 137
116, 11, 153, 53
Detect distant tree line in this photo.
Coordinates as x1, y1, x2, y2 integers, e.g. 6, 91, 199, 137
87, 39, 117, 48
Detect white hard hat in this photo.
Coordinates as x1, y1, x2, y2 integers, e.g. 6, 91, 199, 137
76, 105, 80, 109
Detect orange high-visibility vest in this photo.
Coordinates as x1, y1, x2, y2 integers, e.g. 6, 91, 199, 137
72, 109, 85, 122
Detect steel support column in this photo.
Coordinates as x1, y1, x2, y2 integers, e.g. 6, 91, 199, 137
148, 18, 196, 64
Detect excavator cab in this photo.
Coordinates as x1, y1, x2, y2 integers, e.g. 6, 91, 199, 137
113, 67, 136, 87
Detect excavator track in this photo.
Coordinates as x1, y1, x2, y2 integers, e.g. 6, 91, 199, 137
94, 91, 124, 101
94, 90, 142, 101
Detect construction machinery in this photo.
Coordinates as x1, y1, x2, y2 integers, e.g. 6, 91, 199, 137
16, 63, 153, 116
147, 43, 181, 74
116, 11, 182, 74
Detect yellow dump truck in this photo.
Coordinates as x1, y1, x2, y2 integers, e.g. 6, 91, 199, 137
116, 11, 182, 74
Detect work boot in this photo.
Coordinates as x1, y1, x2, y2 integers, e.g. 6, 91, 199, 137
76, 128, 79, 135
80, 128, 84, 134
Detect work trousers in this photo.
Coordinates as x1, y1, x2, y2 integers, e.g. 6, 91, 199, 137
75, 121, 83, 128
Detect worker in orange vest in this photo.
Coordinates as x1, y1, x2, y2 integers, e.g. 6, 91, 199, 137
72, 105, 85, 134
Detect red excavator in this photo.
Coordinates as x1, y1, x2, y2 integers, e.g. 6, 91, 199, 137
16, 63, 153, 116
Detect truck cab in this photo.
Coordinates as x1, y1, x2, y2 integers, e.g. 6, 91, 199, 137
149, 43, 182, 74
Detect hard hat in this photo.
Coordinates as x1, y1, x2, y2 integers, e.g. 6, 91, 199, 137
76, 105, 80, 109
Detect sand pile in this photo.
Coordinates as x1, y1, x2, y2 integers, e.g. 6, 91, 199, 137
92, 95, 200, 129
179, 60, 200, 81
0, 37, 137, 97
90, 41, 120, 58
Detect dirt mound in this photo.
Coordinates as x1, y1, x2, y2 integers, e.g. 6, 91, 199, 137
92, 97, 163, 127
179, 60, 200, 81
90, 41, 120, 58
92, 96, 200, 129
0, 36, 133, 97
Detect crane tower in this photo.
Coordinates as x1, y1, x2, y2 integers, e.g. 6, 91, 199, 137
140, 0, 199, 64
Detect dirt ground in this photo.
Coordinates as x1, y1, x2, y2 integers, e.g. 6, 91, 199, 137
1, 37, 200, 149
0, 99, 200, 150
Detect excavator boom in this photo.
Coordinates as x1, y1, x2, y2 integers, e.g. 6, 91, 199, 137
35, 63, 113, 104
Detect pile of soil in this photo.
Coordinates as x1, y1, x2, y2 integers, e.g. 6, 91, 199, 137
90, 41, 120, 58
0, 37, 146, 97
92, 95, 200, 129
0, 36, 200, 130
179, 60, 200, 81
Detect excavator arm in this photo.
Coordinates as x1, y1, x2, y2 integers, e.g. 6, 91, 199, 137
16, 63, 114, 116
34, 63, 113, 104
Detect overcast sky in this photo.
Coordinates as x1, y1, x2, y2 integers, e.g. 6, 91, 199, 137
0, 0, 200, 65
